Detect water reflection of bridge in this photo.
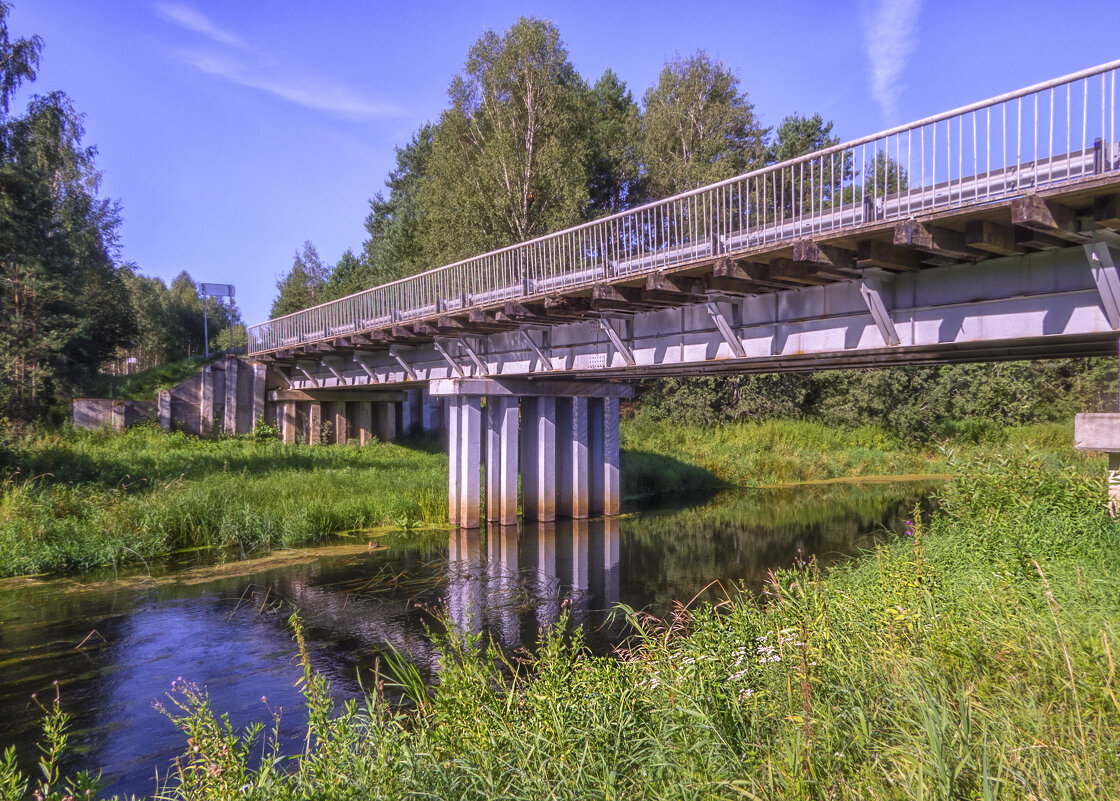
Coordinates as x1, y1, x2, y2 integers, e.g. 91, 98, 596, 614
447, 520, 620, 651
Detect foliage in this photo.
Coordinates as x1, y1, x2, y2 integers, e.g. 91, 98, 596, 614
641, 357, 1117, 444
0, 683, 99, 801
421, 17, 592, 266
19, 455, 1107, 800
769, 112, 849, 219
84, 355, 211, 401
0, 426, 449, 576
270, 241, 331, 319
639, 50, 769, 197
0, 2, 134, 420
586, 69, 643, 215
109, 268, 242, 370
355, 124, 436, 285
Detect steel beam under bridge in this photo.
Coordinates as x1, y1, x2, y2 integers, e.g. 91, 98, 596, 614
268, 239, 1120, 390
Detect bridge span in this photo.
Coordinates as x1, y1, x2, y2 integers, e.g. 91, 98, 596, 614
241, 59, 1120, 528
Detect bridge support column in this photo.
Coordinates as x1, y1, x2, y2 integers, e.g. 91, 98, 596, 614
589, 397, 621, 517
223, 357, 239, 435
308, 402, 323, 445
448, 395, 482, 528
251, 363, 267, 429
333, 401, 349, 444
485, 396, 519, 524
569, 398, 590, 519
528, 397, 557, 522
356, 401, 374, 445
421, 391, 442, 434
281, 401, 297, 444
159, 390, 171, 431
431, 378, 631, 529
400, 389, 421, 436
200, 364, 214, 438
374, 401, 397, 442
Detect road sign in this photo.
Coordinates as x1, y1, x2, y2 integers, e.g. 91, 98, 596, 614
199, 283, 235, 298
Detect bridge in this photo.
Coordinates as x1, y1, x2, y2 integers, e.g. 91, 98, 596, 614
238, 59, 1120, 528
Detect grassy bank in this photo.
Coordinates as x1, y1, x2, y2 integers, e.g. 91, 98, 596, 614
8, 449, 1116, 799
622, 410, 1077, 490
0, 425, 449, 577
82, 356, 215, 401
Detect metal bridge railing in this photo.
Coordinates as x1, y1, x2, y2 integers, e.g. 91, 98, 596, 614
249, 59, 1120, 355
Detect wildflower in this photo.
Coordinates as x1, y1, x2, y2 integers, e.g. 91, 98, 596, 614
904, 519, 915, 538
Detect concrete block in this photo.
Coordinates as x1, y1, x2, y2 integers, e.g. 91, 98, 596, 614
1075, 413, 1120, 451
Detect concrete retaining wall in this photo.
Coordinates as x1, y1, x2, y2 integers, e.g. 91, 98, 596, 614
72, 398, 158, 431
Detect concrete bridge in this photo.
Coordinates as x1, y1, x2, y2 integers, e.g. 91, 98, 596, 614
238, 59, 1120, 528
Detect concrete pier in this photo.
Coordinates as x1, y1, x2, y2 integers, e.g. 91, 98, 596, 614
308, 402, 322, 445
485, 397, 519, 524
430, 377, 633, 529
448, 395, 482, 528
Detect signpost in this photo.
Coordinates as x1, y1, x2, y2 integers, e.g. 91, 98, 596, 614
199, 283, 236, 358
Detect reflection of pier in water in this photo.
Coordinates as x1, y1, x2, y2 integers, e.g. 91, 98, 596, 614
446, 518, 620, 652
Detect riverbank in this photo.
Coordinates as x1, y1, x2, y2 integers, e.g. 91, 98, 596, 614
0, 426, 449, 577
621, 411, 1079, 489
8, 448, 1114, 799
0, 417, 1096, 578
152, 454, 1120, 799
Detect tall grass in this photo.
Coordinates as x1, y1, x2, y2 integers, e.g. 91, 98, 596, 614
0, 425, 449, 576
622, 409, 1082, 488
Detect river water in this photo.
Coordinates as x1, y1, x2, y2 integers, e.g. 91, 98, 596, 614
0, 480, 933, 797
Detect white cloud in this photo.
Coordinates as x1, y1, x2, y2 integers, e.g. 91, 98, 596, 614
180, 50, 405, 120
155, 2, 246, 49
154, 3, 403, 120
861, 0, 922, 120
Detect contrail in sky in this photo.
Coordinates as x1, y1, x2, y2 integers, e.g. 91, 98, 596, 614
862, 0, 922, 120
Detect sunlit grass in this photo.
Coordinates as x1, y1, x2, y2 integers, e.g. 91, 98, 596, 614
0, 425, 449, 576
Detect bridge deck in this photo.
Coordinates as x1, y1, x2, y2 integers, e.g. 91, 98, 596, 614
249, 60, 1120, 374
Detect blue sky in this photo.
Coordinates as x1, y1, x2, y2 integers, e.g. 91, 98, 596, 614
9, 0, 1119, 325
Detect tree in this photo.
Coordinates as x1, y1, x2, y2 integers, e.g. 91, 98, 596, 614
359, 125, 435, 284
639, 51, 769, 199
768, 113, 847, 219
0, 2, 133, 419
270, 241, 330, 318
167, 272, 206, 357
586, 69, 642, 215
421, 17, 591, 266
321, 249, 369, 301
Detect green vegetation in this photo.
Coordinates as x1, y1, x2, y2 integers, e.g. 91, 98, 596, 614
82, 356, 212, 401
5, 450, 1114, 800
621, 405, 1086, 490
0, 425, 448, 577
638, 358, 1116, 443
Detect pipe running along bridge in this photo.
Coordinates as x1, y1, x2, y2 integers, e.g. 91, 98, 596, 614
239, 59, 1120, 527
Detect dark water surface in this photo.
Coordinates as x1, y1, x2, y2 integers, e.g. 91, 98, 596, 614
0, 480, 934, 797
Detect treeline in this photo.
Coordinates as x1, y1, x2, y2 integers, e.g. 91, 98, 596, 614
0, 3, 240, 421
112, 267, 243, 374
640, 359, 1117, 443
271, 19, 842, 315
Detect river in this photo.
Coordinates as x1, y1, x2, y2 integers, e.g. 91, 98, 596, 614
0, 480, 934, 797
